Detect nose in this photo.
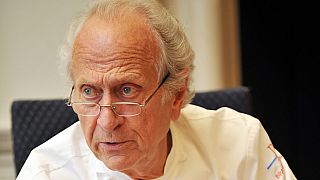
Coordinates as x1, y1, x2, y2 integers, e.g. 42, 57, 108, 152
96, 106, 124, 132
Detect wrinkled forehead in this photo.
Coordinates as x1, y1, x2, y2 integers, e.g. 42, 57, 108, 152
70, 14, 161, 82
74, 13, 159, 53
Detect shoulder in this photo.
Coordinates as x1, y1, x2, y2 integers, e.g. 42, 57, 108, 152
32, 121, 91, 159
179, 105, 271, 150
16, 121, 92, 179
173, 105, 297, 179
180, 104, 262, 130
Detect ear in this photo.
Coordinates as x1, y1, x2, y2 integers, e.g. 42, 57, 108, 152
171, 78, 188, 121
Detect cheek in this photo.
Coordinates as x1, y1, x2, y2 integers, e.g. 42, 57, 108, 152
79, 116, 97, 147
141, 106, 171, 143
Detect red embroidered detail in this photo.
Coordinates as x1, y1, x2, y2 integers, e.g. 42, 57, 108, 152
267, 144, 285, 179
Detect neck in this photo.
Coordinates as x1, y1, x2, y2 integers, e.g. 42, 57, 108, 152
124, 131, 173, 180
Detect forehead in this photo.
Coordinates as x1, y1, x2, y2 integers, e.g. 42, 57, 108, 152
71, 14, 160, 84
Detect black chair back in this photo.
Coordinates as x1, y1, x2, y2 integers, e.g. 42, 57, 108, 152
11, 99, 78, 175
191, 86, 252, 114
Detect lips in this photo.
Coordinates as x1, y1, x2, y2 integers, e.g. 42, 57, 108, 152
99, 141, 132, 151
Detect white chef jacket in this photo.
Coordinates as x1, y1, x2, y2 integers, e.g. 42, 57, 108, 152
17, 105, 297, 180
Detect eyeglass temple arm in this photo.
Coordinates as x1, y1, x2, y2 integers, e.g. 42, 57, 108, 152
66, 86, 75, 106
144, 73, 170, 105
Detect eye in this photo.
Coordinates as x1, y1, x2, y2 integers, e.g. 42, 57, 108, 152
123, 87, 132, 95
84, 88, 93, 96
81, 86, 100, 99
119, 85, 139, 98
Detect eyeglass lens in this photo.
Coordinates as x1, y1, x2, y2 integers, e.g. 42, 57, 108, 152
71, 103, 142, 116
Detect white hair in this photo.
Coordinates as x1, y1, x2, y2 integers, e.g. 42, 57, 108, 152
59, 0, 195, 106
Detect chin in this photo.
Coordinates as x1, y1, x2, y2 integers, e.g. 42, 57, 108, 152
101, 154, 138, 171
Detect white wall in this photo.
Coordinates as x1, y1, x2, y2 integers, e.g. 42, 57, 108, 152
164, 0, 224, 91
0, 0, 89, 130
163, 0, 241, 91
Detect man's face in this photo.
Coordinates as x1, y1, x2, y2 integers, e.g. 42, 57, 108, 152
71, 14, 182, 173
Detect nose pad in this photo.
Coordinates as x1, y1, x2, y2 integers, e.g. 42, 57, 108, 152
96, 106, 123, 132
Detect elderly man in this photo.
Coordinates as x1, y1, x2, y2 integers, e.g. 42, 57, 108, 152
17, 0, 296, 179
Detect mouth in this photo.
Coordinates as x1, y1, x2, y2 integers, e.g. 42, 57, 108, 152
99, 141, 131, 151
106, 142, 124, 146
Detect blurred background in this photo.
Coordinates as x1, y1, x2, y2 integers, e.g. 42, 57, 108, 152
0, 0, 318, 179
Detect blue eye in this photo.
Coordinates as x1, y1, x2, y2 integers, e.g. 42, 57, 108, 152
122, 87, 132, 95
81, 86, 99, 99
84, 87, 93, 96
119, 85, 140, 98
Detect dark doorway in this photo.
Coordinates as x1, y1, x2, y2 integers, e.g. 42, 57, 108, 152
238, 1, 319, 179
